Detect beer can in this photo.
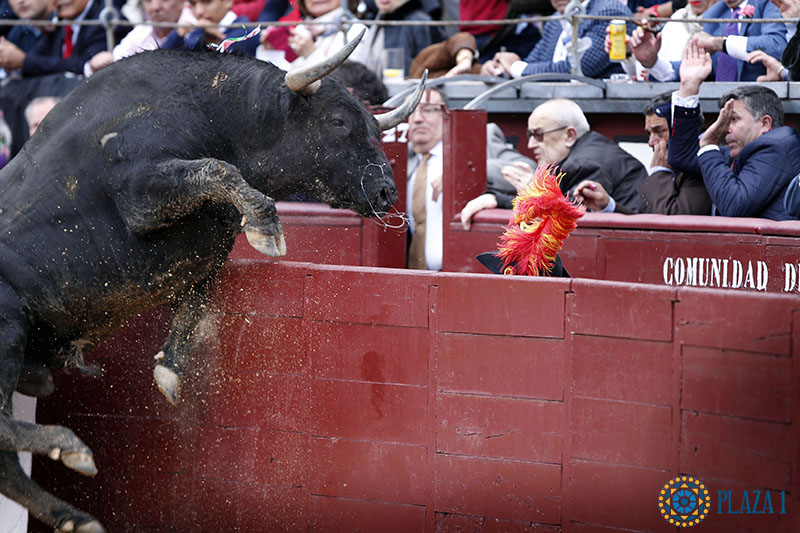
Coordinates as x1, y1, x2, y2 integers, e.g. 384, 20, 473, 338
608, 20, 627, 62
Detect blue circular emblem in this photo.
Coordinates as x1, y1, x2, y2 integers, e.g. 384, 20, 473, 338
658, 476, 711, 527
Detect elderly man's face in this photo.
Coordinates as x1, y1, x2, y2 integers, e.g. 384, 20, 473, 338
407, 89, 445, 155
527, 107, 572, 167
725, 99, 770, 159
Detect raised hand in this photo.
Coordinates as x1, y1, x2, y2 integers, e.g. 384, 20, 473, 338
700, 98, 734, 147
679, 40, 712, 97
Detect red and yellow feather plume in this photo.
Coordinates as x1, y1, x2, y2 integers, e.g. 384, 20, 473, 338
497, 165, 585, 276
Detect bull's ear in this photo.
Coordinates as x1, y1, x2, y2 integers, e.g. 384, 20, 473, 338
285, 29, 366, 95
375, 70, 428, 132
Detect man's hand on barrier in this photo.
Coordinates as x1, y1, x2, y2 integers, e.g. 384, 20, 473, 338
630, 26, 661, 68
460, 193, 498, 230
573, 180, 610, 211
747, 50, 783, 81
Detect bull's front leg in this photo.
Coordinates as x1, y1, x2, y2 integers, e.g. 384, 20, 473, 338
153, 280, 215, 407
121, 158, 286, 257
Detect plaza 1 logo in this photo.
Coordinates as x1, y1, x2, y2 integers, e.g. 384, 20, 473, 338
658, 476, 711, 527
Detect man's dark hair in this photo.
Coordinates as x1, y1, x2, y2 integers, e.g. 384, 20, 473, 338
330, 61, 389, 106
644, 90, 704, 134
719, 86, 784, 128
642, 91, 672, 117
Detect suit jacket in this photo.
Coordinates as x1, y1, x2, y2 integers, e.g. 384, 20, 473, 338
665, 0, 786, 81
520, 0, 632, 78
557, 131, 648, 211
670, 104, 800, 220
616, 168, 712, 215
22, 0, 129, 76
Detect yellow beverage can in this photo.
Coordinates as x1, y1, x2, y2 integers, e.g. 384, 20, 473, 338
609, 20, 627, 62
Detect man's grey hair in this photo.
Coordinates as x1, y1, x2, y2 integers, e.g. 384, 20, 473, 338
719, 86, 783, 128
540, 98, 590, 137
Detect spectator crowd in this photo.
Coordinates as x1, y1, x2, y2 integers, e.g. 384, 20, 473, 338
1, 0, 800, 272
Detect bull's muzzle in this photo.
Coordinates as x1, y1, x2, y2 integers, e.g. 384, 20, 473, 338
366, 179, 397, 216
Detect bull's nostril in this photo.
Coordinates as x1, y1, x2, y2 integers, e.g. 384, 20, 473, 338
374, 185, 396, 211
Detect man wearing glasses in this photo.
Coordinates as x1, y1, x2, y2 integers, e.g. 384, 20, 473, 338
460, 98, 649, 228
406, 88, 446, 270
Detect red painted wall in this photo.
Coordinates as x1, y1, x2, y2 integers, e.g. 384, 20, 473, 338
33, 260, 800, 532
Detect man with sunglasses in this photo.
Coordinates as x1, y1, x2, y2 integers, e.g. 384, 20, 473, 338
460, 98, 648, 228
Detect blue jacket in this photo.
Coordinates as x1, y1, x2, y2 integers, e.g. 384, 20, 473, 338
784, 176, 800, 217
667, 0, 787, 81
520, 0, 632, 78
669, 105, 800, 220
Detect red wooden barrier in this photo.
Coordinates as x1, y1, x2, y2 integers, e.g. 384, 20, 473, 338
33, 260, 800, 532
441, 110, 800, 293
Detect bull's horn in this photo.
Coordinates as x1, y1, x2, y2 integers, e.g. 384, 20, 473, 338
375, 70, 428, 132
285, 28, 366, 95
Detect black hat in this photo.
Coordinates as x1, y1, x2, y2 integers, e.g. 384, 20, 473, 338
476, 252, 570, 278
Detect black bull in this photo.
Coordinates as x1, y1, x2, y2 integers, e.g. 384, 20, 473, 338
0, 33, 426, 531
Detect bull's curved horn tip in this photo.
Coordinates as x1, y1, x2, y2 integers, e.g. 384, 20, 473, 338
374, 70, 429, 132
285, 28, 367, 95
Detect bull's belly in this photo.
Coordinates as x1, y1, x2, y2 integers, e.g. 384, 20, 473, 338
20, 221, 236, 366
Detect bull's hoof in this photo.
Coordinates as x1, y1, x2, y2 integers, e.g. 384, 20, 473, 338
76, 520, 107, 533
59, 519, 106, 533
245, 226, 287, 257
61, 451, 97, 477
154, 363, 181, 407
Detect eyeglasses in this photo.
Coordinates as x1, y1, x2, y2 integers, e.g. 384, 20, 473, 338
526, 125, 568, 141
414, 104, 444, 117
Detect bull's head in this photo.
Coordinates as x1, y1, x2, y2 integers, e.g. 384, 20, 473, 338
273, 30, 426, 217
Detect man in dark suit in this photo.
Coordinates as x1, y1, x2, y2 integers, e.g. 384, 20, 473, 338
669, 41, 800, 220
480, 0, 634, 79
572, 92, 713, 215
633, 0, 786, 81
20, 0, 128, 77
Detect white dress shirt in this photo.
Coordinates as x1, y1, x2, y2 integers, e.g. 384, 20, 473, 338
406, 141, 444, 271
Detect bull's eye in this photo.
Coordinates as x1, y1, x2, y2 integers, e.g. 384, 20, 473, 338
331, 119, 345, 128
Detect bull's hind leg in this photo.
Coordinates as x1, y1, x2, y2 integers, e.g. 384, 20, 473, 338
0, 282, 99, 530
0, 449, 103, 532
121, 157, 287, 256
154, 277, 217, 406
